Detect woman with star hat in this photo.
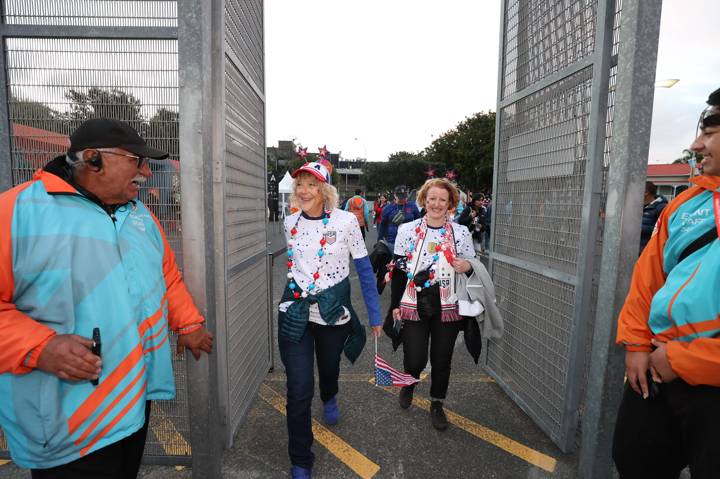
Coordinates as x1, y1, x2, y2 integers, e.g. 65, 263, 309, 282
387, 177, 476, 431
277, 150, 382, 479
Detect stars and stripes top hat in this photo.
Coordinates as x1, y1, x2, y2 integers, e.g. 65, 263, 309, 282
291, 145, 334, 184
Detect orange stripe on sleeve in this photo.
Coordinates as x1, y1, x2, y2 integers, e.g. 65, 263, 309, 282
656, 315, 720, 342
142, 320, 167, 347
68, 342, 144, 435
137, 296, 167, 337
143, 331, 169, 354
79, 382, 147, 457
74, 365, 146, 446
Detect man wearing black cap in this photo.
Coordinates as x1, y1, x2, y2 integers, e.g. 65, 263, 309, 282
378, 185, 420, 250
0, 118, 213, 478
612, 88, 720, 478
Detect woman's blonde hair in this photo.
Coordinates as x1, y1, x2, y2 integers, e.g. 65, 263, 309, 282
416, 178, 460, 212
289, 171, 339, 211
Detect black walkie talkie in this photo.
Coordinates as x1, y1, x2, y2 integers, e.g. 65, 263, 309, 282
91, 327, 101, 386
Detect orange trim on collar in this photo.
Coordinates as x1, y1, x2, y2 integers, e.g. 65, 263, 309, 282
690, 174, 720, 191
34, 169, 77, 194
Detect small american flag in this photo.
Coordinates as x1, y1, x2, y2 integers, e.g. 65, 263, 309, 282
374, 354, 420, 387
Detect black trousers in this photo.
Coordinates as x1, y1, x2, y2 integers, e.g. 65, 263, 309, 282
32, 401, 152, 479
613, 380, 720, 479
402, 286, 464, 399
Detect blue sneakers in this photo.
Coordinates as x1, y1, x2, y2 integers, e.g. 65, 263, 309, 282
290, 465, 312, 479
323, 396, 339, 425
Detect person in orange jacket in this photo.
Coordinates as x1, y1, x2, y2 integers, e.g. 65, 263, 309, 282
612, 88, 720, 478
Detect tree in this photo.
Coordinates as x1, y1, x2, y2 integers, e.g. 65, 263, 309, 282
423, 111, 495, 191
361, 156, 430, 194
388, 151, 423, 163
8, 96, 67, 134
147, 107, 179, 159
65, 87, 145, 132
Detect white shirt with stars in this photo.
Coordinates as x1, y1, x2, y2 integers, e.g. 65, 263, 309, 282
393, 219, 475, 272
281, 208, 368, 325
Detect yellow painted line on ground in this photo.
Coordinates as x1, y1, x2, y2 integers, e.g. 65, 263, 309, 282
0, 460, 9, 466
259, 384, 380, 479
378, 387, 557, 473
151, 403, 192, 456
268, 372, 492, 383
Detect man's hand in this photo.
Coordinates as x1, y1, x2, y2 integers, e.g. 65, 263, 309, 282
625, 350, 651, 398
177, 327, 214, 360
649, 338, 678, 383
36, 334, 102, 382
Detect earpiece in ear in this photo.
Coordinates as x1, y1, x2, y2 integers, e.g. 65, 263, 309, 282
88, 151, 102, 170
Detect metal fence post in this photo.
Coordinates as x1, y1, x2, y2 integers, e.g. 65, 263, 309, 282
0, 1, 12, 193
178, 0, 223, 476
267, 250, 275, 372
578, 0, 663, 476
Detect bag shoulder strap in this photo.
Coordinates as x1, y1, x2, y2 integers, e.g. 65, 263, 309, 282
678, 227, 717, 263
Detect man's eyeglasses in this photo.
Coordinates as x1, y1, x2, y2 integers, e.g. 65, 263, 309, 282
95, 148, 149, 169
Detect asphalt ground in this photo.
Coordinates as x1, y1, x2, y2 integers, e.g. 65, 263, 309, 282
0, 223, 580, 478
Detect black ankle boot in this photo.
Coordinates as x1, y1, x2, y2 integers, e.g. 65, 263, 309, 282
399, 385, 415, 409
430, 401, 448, 430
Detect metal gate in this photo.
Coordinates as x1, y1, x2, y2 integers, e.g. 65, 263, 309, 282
486, 0, 646, 454
0, 0, 270, 473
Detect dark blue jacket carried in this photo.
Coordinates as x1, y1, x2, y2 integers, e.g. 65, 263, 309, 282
640, 195, 668, 252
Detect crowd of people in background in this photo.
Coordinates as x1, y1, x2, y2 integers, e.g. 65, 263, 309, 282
335, 185, 493, 255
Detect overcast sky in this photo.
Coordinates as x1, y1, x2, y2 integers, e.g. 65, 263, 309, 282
265, 0, 718, 165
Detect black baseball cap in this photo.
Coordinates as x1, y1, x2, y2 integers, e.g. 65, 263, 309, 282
708, 87, 720, 106
68, 118, 168, 159
699, 88, 720, 130
394, 185, 408, 200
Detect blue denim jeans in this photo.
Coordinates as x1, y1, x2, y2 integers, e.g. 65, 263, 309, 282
279, 321, 352, 469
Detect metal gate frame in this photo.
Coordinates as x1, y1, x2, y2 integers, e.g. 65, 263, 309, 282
179, 0, 269, 476
487, 0, 663, 471
486, 0, 661, 457
487, 0, 618, 452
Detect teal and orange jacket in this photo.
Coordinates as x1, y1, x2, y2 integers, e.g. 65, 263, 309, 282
0, 165, 204, 468
617, 175, 720, 386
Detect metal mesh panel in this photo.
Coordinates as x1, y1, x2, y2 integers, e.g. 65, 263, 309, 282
487, 260, 576, 443
225, 60, 267, 265
225, 0, 264, 90
501, 0, 598, 99
223, 26, 268, 438
226, 259, 270, 435
3, 0, 177, 27
3, 36, 189, 460
494, 66, 593, 274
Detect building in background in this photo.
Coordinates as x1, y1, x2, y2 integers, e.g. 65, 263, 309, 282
646, 163, 692, 199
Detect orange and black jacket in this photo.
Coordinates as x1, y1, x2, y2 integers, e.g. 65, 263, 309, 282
617, 175, 720, 386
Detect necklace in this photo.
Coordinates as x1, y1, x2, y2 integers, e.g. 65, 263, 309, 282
403, 217, 455, 292
287, 210, 331, 299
